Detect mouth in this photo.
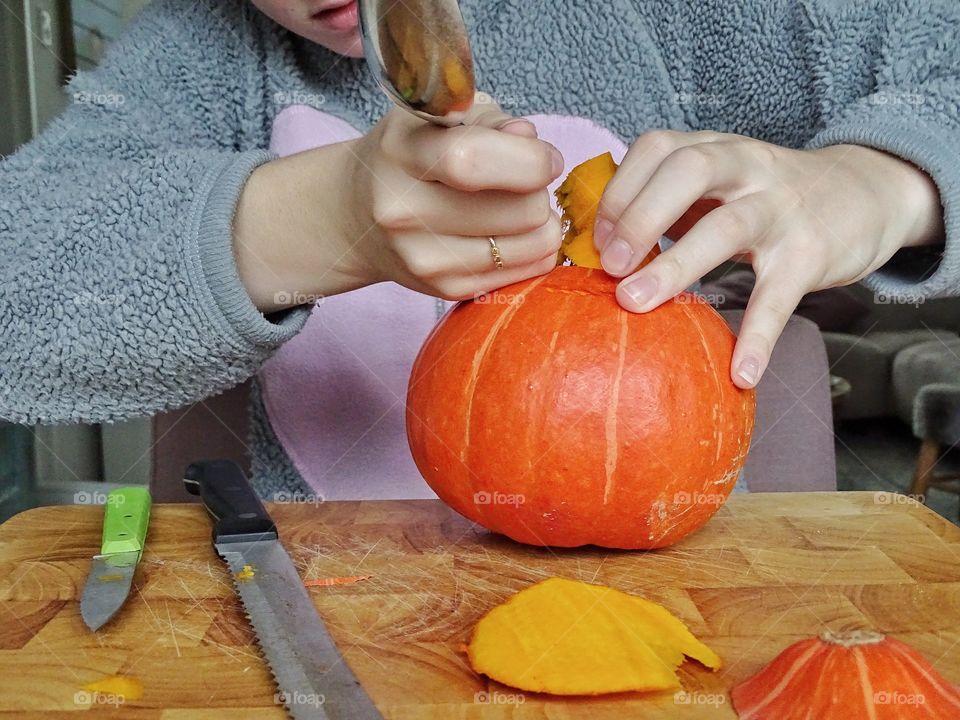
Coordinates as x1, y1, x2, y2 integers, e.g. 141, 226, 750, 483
311, 0, 359, 33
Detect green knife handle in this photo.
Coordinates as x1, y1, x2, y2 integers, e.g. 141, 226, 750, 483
101, 487, 151, 555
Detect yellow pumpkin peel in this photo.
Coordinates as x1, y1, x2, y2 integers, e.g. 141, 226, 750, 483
555, 153, 615, 269
467, 577, 720, 696
555, 152, 661, 271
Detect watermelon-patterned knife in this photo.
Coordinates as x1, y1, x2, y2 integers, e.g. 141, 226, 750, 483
80, 487, 151, 631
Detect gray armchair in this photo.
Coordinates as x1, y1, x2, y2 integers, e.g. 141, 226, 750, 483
722, 312, 836, 493
893, 339, 960, 501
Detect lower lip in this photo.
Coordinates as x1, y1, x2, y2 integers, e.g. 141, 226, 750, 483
312, 0, 359, 32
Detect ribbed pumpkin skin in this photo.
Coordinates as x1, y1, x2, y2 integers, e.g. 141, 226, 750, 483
405, 266, 755, 549
731, 632, 960, 719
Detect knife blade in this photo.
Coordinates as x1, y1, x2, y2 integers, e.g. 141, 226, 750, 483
183, 460, 382, 720
80, 486, 151, 631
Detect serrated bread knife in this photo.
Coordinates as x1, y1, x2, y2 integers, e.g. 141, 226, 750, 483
80, 486, 151, 631
183, 459, 382, 720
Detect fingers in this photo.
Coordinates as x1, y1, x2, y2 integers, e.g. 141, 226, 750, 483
598, 137, 756, 277
615, 194, 775, 312
398, 244, 559, 301
441, 214, 562, 273
461, 93, 541, 138
595, 129, 725, 246
403, 123, 563, 192
391, 214, 562, 281
378, 183, 553, 237
367, 98, 564, 298
598, 130, 724, 219
380, 95, 561, 192
730, 271, 808, 389
459, 253, 559, 299
596, 130, 714, 272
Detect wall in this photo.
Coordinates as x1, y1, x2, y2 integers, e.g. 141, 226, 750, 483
70, 0, 151, 69
0, 0, 73, 153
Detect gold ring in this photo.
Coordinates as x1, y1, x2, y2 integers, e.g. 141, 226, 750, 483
488, 236, 504, 270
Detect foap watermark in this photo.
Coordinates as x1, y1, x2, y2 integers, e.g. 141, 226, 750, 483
72, 291, 125, 307
271, 490, 325, 506
675, 292, 725, 308
274, 291, 325, 306
673, 491, 726, 507
869, 90, 926, 107
273, 90, 327, 107
74, 690, 125, 708
673, 91, 726, 107
275, 690, 325, 709
874, 690, 926, 706
474, 690, 526, 705
874, 291, 924, 308
874, 491, 924, 506
474, 90, 525, 110
73, 90, 125, 107
473, 490, 525, 507
674, 690, 726, 707
473, 291, 526, 306
74, 490, 125, 506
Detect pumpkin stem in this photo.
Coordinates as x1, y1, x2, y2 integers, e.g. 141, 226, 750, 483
819, 629, 885, 648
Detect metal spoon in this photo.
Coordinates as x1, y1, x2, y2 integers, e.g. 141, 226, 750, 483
358, 0, 475, 125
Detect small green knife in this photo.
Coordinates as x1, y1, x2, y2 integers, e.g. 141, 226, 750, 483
80, 487, 151, 631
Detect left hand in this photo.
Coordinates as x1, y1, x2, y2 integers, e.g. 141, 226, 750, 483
594, 130, 944, 388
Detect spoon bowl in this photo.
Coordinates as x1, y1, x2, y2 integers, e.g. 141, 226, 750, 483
358, 0, 475, 125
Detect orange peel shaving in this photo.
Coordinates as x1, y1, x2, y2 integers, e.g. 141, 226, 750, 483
467, 577, 719, 696
555, 152, 661, 270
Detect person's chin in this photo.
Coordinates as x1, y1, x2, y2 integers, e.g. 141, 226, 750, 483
304, 28, 363, 57
338, 32, 365, 58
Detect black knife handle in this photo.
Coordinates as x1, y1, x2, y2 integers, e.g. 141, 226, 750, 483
183, 460, 277, 543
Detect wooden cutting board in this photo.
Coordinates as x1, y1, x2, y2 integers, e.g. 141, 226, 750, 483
1, 491, 959, 718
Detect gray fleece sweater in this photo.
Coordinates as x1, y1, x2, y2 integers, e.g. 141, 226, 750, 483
1, 0, 957, 493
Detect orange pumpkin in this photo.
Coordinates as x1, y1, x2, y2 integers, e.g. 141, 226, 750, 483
731, 631, 960, 719
405, 265, 754, 548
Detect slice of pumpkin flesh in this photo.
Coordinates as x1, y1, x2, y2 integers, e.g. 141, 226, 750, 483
467, 577, 720, 696
82, 675, 144, 700
555, 152, 661, 270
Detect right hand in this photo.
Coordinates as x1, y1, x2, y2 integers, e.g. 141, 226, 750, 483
234, 99, 564, 311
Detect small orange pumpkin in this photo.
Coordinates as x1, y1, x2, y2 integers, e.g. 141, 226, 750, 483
731, 631, 960, 719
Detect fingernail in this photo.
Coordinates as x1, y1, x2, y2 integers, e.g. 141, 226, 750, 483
594, 218, 614, 251
601, 238, 634, 276
550, 147, 564, 177
619, 274, 658, 309
736, 356, 761, 387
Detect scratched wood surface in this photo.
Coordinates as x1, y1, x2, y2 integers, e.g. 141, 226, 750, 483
0, 492, 959, 718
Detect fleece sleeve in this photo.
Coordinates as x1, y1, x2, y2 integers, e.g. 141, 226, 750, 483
0, 0, 308, 424
802, 0, 960, 300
